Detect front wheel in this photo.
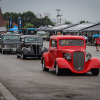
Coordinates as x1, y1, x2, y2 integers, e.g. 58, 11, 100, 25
17, 54, 20, 58
91, 68, 99, 76
2, 49, 5, 54
42, 58, 49, 71
21, 52, 26, 60
55, 62, 62, 76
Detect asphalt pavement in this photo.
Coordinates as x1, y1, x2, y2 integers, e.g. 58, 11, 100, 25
0, 42, 100, 100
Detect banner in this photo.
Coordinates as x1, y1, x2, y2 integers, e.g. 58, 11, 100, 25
9, 19, 13, 29
18, 18, 22, 30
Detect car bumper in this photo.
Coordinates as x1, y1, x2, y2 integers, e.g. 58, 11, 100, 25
24, 53, 42, 57
2, 48, 17, 52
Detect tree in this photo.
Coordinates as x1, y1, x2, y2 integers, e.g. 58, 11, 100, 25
78, 20, 90, 24
3, 11, 54, 28
23, 23, 34, 28
65, 21, 72, 24
41, 16, 55, 26
21, 11, 36, 27
4, 22, 9, 28
31, 16, 55, 28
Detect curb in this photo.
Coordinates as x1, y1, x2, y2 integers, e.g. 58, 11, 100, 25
0, 82, 18, 100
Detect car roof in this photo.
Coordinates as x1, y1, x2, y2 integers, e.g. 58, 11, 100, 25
1, 34, 21, 36
50, 35, 85, 40
21, 35, 41, 38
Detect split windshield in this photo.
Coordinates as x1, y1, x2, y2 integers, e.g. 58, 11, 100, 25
25, 37, 42, 43
59, 39, 84, 46
2, 35, 20, 41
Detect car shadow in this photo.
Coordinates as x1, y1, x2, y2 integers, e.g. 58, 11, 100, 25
22, 57, 41, 60
48, 70, 92, 76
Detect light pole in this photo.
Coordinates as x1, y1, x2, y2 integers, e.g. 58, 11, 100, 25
56, 9, 61, 25
59, 15, 62, 25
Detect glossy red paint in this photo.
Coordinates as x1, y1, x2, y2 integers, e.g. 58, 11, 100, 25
41, 35, 100, 75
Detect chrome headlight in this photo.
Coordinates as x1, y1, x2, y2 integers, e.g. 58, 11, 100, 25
4, 45, 9, 48
64, 53, 71, 60
39, 45, 42, 49
86, 53, 92, 60
28, 47, 31, 52
41, 47, 44, 52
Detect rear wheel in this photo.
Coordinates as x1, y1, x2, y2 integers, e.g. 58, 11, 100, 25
91, 68, 99, 76
55, 62, 62, 76
42, 58, 49, 71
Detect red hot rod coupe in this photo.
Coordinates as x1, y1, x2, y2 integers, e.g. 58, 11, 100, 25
41, 35, 100, 76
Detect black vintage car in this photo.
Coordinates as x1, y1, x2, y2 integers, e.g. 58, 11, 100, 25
17, 35, 47, 59
0, 34, 21, 54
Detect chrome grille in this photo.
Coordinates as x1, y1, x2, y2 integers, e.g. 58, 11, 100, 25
8, 44, 18, 48
32, 45, 39, 54
73, 52, 84, 71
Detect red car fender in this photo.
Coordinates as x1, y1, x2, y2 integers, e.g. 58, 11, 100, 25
56, 57, 100, 73
41, 52, 53, 68
85, 57, 100, 71
56, 58, 73, 70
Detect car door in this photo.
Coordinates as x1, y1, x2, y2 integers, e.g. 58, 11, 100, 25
49, 39, 57, 65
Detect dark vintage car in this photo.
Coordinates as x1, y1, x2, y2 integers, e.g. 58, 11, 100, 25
0, 34, 21, 54
41, 35, 100, 76
17, 35, 47, 59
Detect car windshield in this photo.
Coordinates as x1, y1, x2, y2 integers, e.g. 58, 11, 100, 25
59, 39, 84, 46
2, 35, 20, 41
25, 37, 42, 43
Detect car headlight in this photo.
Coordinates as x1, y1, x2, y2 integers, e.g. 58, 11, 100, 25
28, 47, 31, 52
4, 45, 9, 48
41, 47, 44, 52
64, 53, 71, 60
86, 53, 92, 60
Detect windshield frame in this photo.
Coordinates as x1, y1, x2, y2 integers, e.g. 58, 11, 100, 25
59, 39, 84, 47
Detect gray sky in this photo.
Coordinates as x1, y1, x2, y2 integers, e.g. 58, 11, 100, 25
0, 0, 100, 23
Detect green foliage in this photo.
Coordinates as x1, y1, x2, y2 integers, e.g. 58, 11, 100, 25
31, 16, 55, 28
23, 23, 34, 28
4, 22, 9, 28
65, 21, 72, 24
3, 11, 55, 28
79, 20, 90, 24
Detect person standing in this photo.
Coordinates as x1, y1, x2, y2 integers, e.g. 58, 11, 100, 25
95, 37, 100, 51
57, 31, 63, 35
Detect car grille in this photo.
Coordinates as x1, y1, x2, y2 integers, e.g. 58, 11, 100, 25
73, 52, 84, 71
8, 44, 18, 48
32, 45, 40, 54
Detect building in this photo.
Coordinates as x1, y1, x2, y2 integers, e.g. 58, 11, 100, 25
0, 7, 17, 27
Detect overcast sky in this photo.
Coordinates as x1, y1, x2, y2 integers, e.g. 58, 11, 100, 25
0, 0, 100, 23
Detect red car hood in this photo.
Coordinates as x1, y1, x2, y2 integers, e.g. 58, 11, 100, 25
59, 47, 85, 53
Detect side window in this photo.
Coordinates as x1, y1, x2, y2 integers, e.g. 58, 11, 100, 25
51, 39, 57, 47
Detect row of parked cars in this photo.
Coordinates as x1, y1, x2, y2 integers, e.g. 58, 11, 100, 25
0, 34, 47, 58
0, 33, 100, 76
